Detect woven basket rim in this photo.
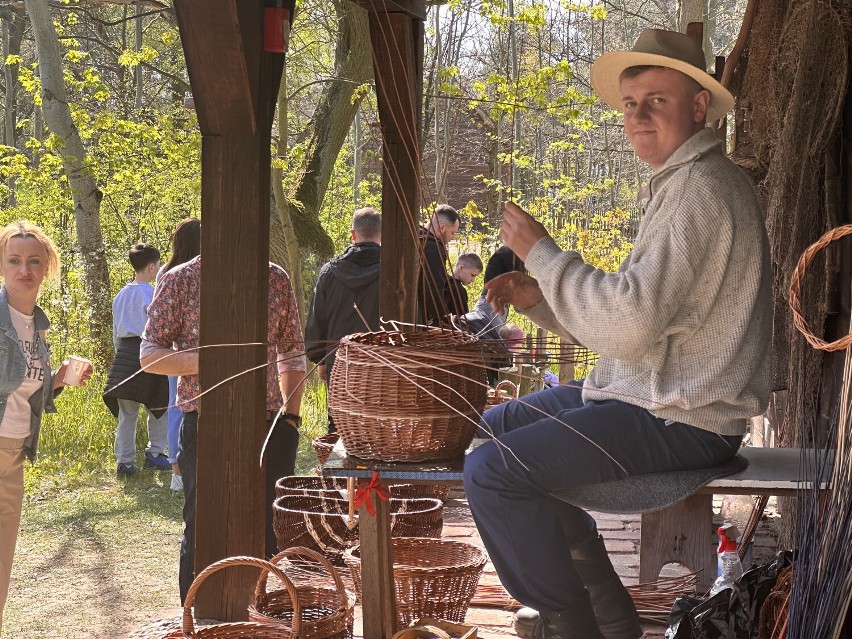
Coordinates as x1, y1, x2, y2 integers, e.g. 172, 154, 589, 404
343, 537, 487, 570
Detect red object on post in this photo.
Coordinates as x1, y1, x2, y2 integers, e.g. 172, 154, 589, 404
264, 0, 293, 53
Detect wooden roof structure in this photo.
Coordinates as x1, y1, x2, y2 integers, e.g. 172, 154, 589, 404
172, 0, 428, 624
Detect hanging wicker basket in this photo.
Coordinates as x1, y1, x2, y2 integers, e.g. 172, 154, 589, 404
312, 433, 341, 467
344, 537, 487, 628
329, 329, 487, 462
273, 495, 443, 565
163, 556, 302, 639
249, 547, 355, 639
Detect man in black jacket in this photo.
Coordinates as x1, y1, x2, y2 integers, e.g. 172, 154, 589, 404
418, 204, 461, 325
305, 207, 381, 433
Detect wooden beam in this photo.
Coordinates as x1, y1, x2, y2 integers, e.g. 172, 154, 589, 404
176, 0, 284, 621
174, 0, 256, 135
357, 0, 426, 20
370, 11, 423, 324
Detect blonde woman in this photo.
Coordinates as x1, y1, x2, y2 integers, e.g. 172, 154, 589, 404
0, 221, 92, 631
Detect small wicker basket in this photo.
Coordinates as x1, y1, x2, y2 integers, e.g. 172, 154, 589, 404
344, 537, 487, 628
312, 433, 341, 467
249, 547, 355, 639
163, 556, 302, 639
273, 495, 443, 564
329, 329, 487, 462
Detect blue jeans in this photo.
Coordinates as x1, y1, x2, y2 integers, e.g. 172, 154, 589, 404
463, 383, 741, 613
166, 376, 181, 464
177, 411, 299, 604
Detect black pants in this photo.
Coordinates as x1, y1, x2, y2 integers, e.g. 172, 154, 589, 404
177, 411, 299, 604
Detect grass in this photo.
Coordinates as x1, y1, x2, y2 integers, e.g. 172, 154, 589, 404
4, 374, 329, 638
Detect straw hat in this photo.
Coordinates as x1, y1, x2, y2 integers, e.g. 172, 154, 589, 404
591, 29, 734, 122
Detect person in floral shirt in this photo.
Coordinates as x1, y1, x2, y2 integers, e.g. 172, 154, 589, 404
140, 255, 305, 603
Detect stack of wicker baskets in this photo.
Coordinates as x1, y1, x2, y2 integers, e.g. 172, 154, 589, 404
273, 494, 443, 564
328, 329, 487, 462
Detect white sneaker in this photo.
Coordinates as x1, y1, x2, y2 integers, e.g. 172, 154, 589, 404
170, 473, 184, 492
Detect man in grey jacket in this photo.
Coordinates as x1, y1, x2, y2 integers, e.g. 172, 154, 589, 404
463, 29, 772, 639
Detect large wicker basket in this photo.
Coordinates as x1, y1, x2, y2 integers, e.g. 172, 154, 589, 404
274, 475, 447, 502
164, 556, 302, 639
344, 537, 487, 628
249, 547, 355, 639
273, 495, 443, 564
275, 475, 348, 499
329, 329, 487, 462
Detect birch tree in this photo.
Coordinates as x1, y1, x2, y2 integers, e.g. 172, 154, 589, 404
23, 0, 112, 363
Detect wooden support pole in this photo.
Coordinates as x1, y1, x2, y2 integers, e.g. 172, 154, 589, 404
369, 10, 424, 325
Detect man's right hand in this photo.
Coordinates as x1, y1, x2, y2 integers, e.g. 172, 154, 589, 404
484, 272, 544, 315
318, 364, 327, 384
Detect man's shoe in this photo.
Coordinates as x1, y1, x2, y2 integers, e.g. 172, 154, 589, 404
571, 535, 643, 639
530, 593, 605, 639
514, 607, 538, 638
144, 452, 171, 471
117, 463, 139, 477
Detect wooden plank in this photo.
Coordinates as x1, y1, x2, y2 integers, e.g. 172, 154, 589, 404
702, 447, 832, 492
174, 0, 255, 135
359, 494, 398, 639
370, 11, 423, 324
356, 0, 427, 20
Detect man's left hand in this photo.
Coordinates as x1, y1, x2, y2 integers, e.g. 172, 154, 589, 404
500, 201, 549, 262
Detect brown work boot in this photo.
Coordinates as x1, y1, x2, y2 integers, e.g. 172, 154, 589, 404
571, 535, 643, 639
529, 593, 605, 639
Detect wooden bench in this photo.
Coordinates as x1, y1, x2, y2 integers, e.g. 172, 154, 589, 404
639, 446, 829, 591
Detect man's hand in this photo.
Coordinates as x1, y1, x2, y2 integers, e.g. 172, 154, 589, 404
317, 363, 328, 385
484, 272, 544, 314
500, 201, 549, 262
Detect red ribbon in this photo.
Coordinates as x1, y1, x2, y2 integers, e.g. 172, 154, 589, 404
354, 471, 390, 516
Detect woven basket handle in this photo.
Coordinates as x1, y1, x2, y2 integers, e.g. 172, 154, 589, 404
789, 224, 852, 351
258, 546, 348, 606
494, 380, 519, 398
390, 624, 454, 639
182, 556, 302, 636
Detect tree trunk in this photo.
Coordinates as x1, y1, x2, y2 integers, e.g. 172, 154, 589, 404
24, 0, 113, 365
287, 0, 373, 261
2, 9, 23, 206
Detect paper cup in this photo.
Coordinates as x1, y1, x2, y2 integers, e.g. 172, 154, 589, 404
63, 356, 92, 386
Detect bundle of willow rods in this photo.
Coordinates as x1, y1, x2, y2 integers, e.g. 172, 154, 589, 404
469, 573, 698, 626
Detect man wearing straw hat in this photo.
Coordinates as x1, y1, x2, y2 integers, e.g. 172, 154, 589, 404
464, 29, 772, 638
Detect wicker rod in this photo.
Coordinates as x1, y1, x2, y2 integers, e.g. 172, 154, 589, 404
788, 224, 852, 351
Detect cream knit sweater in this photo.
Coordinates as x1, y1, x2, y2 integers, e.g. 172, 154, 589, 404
523, 129, 772, 436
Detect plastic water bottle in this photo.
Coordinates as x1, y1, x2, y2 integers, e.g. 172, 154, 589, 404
709, 524, 743, 596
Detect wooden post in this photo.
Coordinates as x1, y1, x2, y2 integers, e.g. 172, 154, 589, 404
174, 0, 283, 620
368, 5, 425, 324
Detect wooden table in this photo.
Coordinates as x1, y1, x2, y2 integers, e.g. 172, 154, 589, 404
321, 441, 471, 639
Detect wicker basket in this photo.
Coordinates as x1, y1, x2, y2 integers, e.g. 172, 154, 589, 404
312, 433, 341, 467
164, 556, 302, 639
484, 380, 519, 409
275, 475, 348, 499
249, 547, 355, 639
274, 495, 443, 565
344, 537, 487, 628
329, 329, 487, 462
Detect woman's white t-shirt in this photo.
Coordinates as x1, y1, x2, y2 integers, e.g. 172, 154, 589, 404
0, 306, 46, 439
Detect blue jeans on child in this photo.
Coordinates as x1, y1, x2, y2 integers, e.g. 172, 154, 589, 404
463, 382, 741, 613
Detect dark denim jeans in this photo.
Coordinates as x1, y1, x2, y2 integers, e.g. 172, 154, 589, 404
463, 382, 741, 613
177, 411, 299, 604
